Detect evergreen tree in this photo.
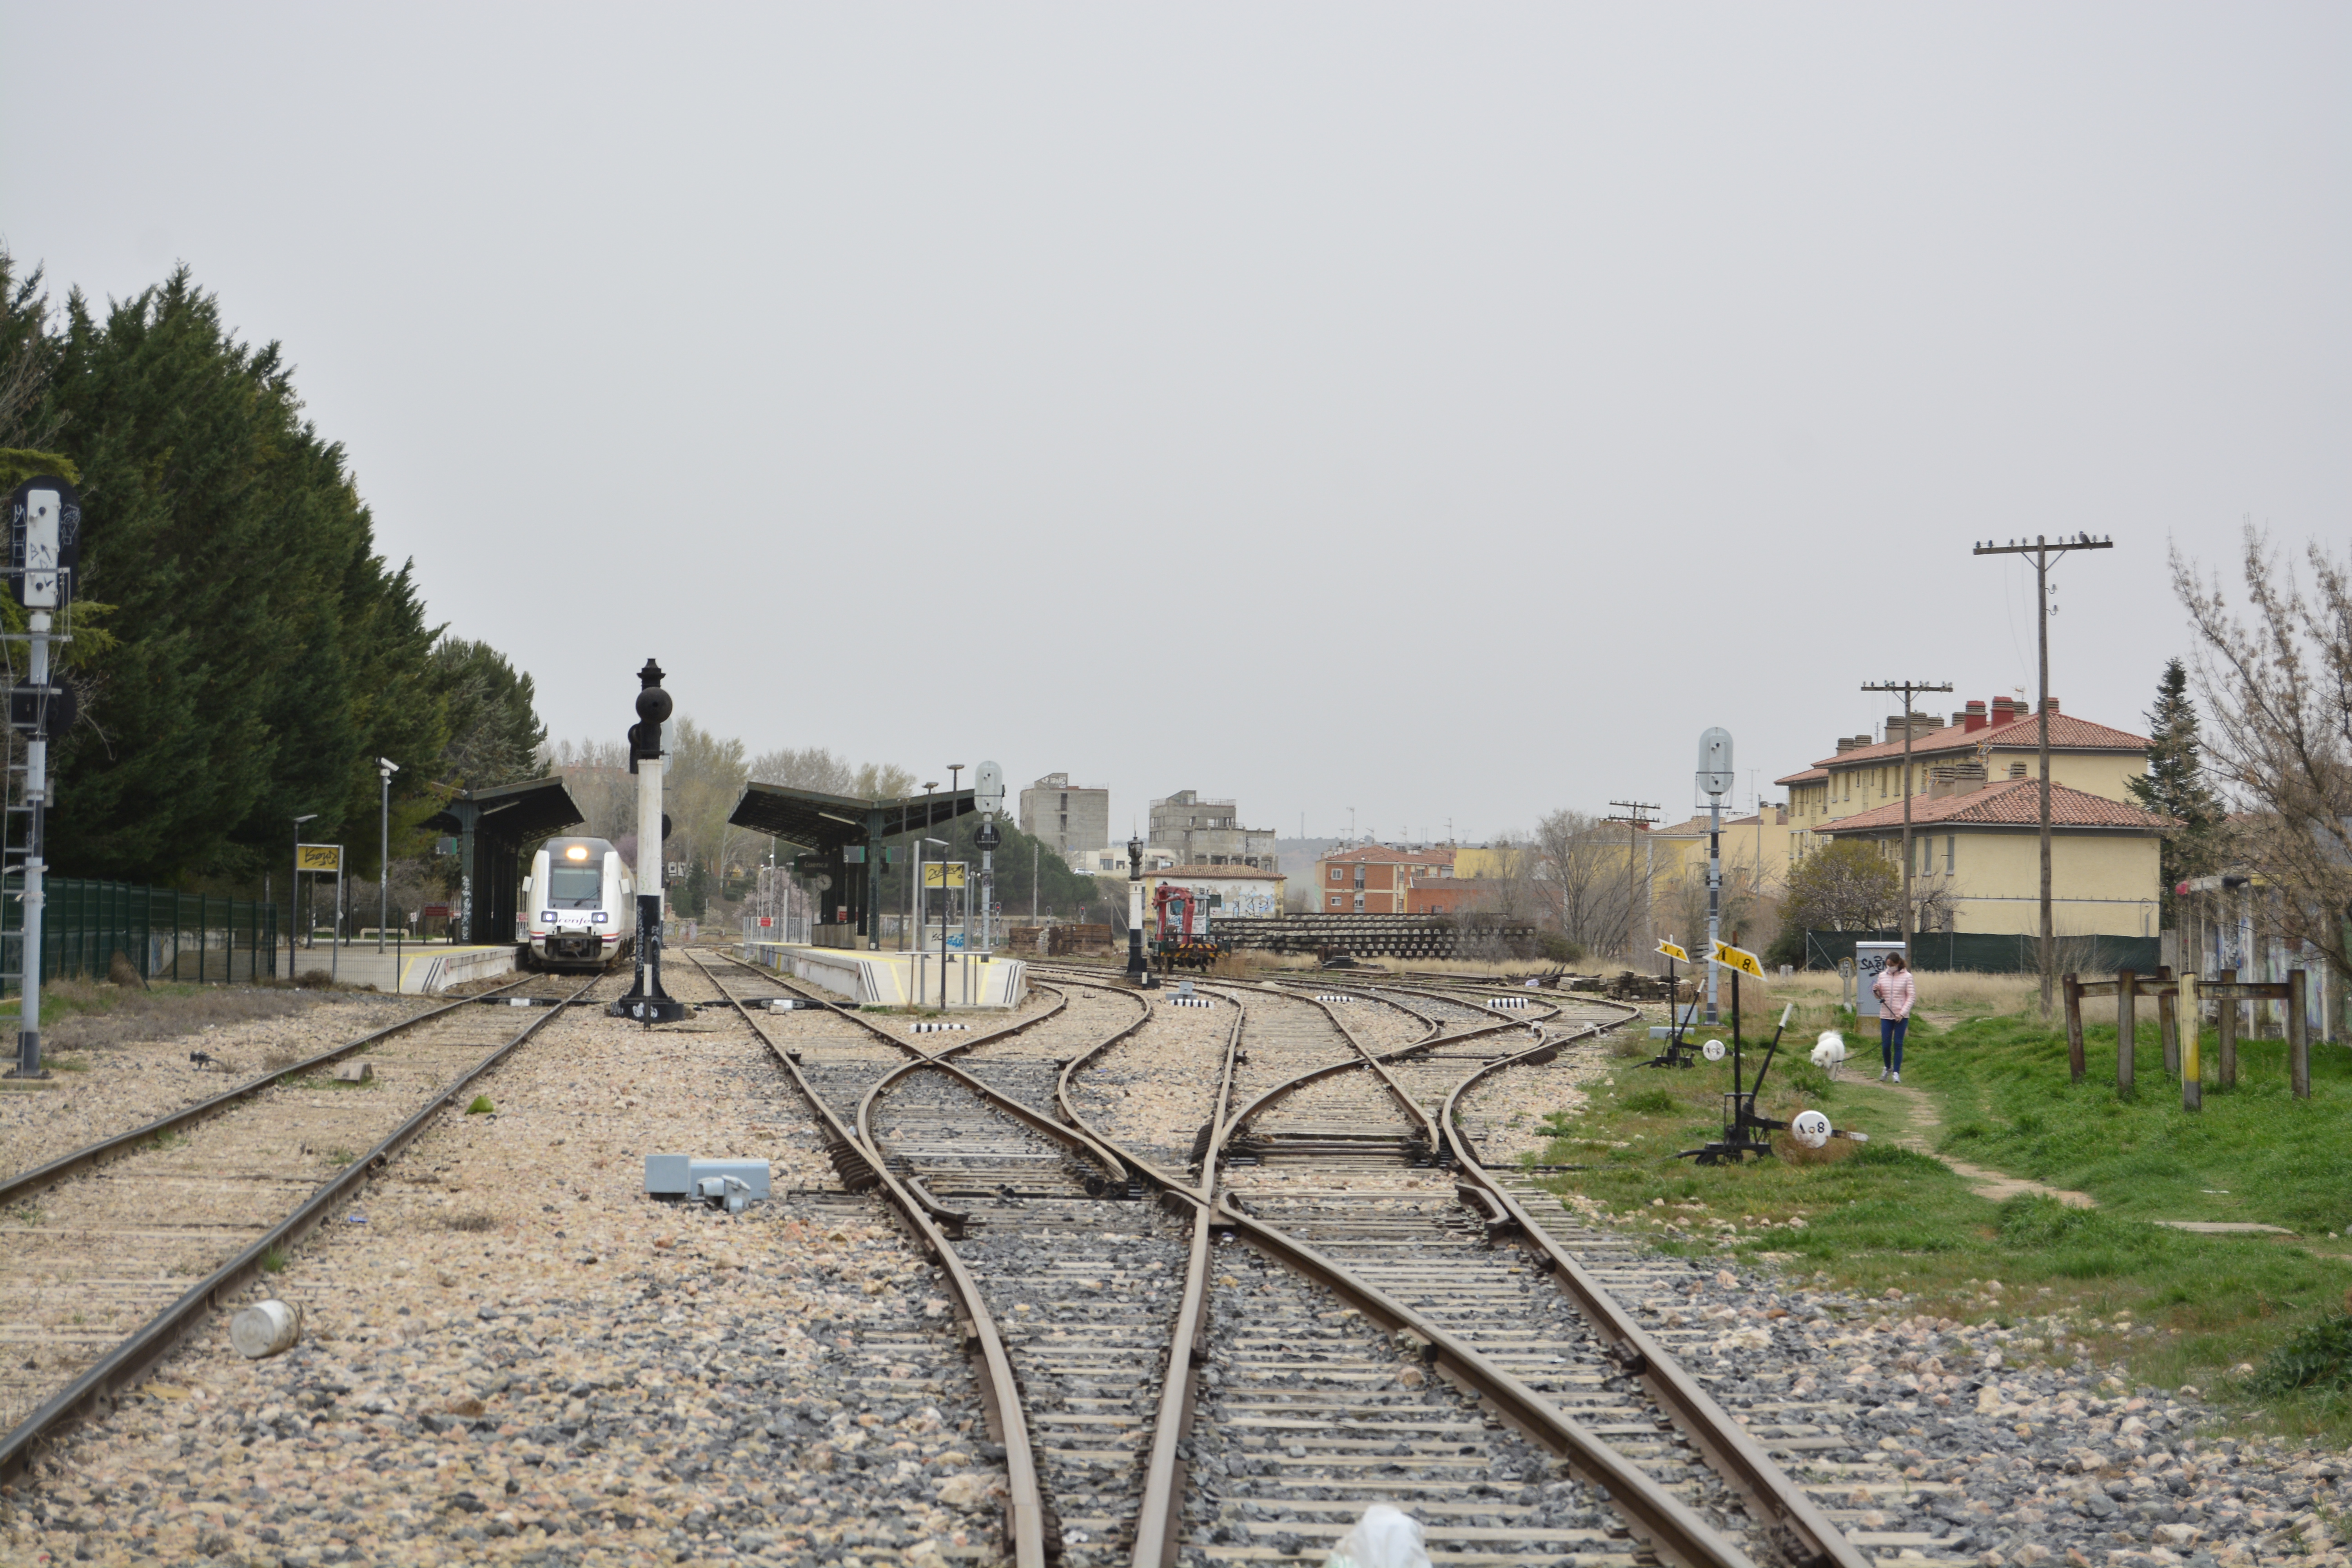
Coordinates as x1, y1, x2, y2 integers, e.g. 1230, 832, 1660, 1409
2127, 657, 2226, 923
0, 254, 523, 886
430, 638, 547, 791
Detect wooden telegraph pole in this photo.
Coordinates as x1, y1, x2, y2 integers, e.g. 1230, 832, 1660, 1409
1860, 680, 1952, 949
1605, 800, 1660, 962
1971, 534, 2115, 1019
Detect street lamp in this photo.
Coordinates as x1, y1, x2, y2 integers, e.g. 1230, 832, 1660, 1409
292, 813, 319, 967
377, 760, 399, 954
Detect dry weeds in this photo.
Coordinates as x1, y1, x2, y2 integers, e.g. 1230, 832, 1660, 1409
31, 980, 345, 1051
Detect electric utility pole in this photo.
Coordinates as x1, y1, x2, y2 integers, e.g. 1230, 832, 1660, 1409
1604, 800, 1659, 961
1972, 533, 2113, 1019
1860, 680, 1952, 950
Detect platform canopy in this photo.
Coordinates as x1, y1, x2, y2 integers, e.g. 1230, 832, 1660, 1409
727, 782, 976, 850
728, 782, 978, 946
425, 777, 586, 944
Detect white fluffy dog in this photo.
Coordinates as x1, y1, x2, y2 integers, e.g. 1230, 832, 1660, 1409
1810, 1030, 1848, 1078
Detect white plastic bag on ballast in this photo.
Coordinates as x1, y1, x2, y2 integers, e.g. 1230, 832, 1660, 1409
1322, 1503, 1432, 1568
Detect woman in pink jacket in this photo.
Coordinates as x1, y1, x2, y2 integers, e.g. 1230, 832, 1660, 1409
1873, 953, 1915, 1082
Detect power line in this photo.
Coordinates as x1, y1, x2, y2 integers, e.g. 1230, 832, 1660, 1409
1859, 680, 1954, 952
1972, 532, 2116, 1019
1604, 800, 1661, 960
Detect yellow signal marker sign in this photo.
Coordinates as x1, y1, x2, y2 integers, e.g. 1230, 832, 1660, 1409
296, 844, 341, 873
1712, 940, 1765, 980
923, 863, 967, 888
1655, 941, 1689, 963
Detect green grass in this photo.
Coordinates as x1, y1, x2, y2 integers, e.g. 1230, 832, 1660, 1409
260, 1246, 289, 1274
1904, 1014, 2352, 1234
1529, 1013, 2352, 1441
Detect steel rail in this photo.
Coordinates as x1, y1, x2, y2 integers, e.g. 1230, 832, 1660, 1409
0, 974, 539, 1209
1041, 973, 1757, 1568
700, 953, 1172, 1567
692, 954, 1058, 1566
850, 1008, 1137, 1194
1439, 1014, 1872, 1568
1022, 970, 1248, 1567
0, 971, 602, 1484
852, 1057, 1064, 1565
1207, 1201, 1754, 1568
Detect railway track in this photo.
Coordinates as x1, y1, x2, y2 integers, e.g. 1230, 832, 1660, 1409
683, 951, 1871, 1568
0, 966, 607, 1481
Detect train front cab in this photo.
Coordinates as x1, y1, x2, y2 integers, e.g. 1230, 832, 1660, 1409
522, 837, 633, 969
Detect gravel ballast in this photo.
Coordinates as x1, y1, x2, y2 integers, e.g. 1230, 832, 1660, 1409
4, 962, 1009, 1566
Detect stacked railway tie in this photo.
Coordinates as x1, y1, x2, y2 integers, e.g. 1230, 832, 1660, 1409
0, 969, 604, 1481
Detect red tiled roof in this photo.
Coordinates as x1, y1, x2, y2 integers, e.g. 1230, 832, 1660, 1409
1810, 712, 2147, 770
1775, 766, 1830, 786
1318, 846, 1453, 865
1811, 780, 2170, 833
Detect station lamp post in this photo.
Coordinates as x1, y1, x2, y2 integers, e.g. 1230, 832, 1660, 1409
376, 759, 399, 954
292, 813, 319, 968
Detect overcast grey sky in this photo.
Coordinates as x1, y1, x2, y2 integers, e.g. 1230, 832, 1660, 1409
5, 4, 2345, 842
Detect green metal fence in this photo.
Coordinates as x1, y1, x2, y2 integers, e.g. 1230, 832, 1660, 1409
1, 880, 281, 993
1802, 929, 2160, 975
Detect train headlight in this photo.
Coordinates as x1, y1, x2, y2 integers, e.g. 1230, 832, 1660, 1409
591, 911, 608, 923
539, 911, 557, 924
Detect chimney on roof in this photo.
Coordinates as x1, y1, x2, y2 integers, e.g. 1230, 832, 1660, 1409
1835, 735, 1864, 753
1929, 763, 1989, 800
1989, 697, 2023, 727
1960, 700, 1987, 733
2043, 697, 2060, 713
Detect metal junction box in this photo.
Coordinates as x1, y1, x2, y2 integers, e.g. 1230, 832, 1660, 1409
645, 1154, 772, 1202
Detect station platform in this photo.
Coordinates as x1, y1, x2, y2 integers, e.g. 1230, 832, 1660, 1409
735, 942, 1026, 1009
285, 942, 517, 995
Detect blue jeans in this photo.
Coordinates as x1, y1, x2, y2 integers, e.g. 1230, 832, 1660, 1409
1880, 1016, 1908, 1073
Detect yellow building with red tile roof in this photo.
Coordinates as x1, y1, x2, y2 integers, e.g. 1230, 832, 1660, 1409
1771, 696, 2164, 938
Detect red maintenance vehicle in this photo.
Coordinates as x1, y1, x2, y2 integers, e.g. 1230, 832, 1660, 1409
1151, 884, 1229, 973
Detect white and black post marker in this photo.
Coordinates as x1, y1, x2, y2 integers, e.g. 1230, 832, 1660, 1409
613, 659, 688, 1025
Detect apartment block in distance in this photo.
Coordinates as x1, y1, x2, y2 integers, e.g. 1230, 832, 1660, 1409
1148, 790, 1278, 868
1018, 773, 1110, 855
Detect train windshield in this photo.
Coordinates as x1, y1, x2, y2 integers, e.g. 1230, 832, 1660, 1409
547, 865, 603, 907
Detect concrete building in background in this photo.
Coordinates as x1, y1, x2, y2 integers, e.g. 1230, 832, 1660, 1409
1067, 844, 1176, 877
1148, 790, 1277, 868
1019, 773, 1110, 855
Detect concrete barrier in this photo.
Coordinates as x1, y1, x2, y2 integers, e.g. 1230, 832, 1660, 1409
736, 942, 1026, 1009
286, 942, 518, 995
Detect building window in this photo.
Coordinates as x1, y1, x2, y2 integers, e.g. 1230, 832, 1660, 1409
1353, 892, 1365, 911
2008, 762, 2028, 779
1330, 867, 1342, 882
1946, 835, 1956, 873
1330, 895, 1341, 908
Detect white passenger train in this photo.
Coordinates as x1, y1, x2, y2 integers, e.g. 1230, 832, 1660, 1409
519, 836, 636, 970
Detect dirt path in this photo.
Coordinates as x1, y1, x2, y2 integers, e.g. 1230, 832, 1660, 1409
1855, 1074, 2099, 1208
